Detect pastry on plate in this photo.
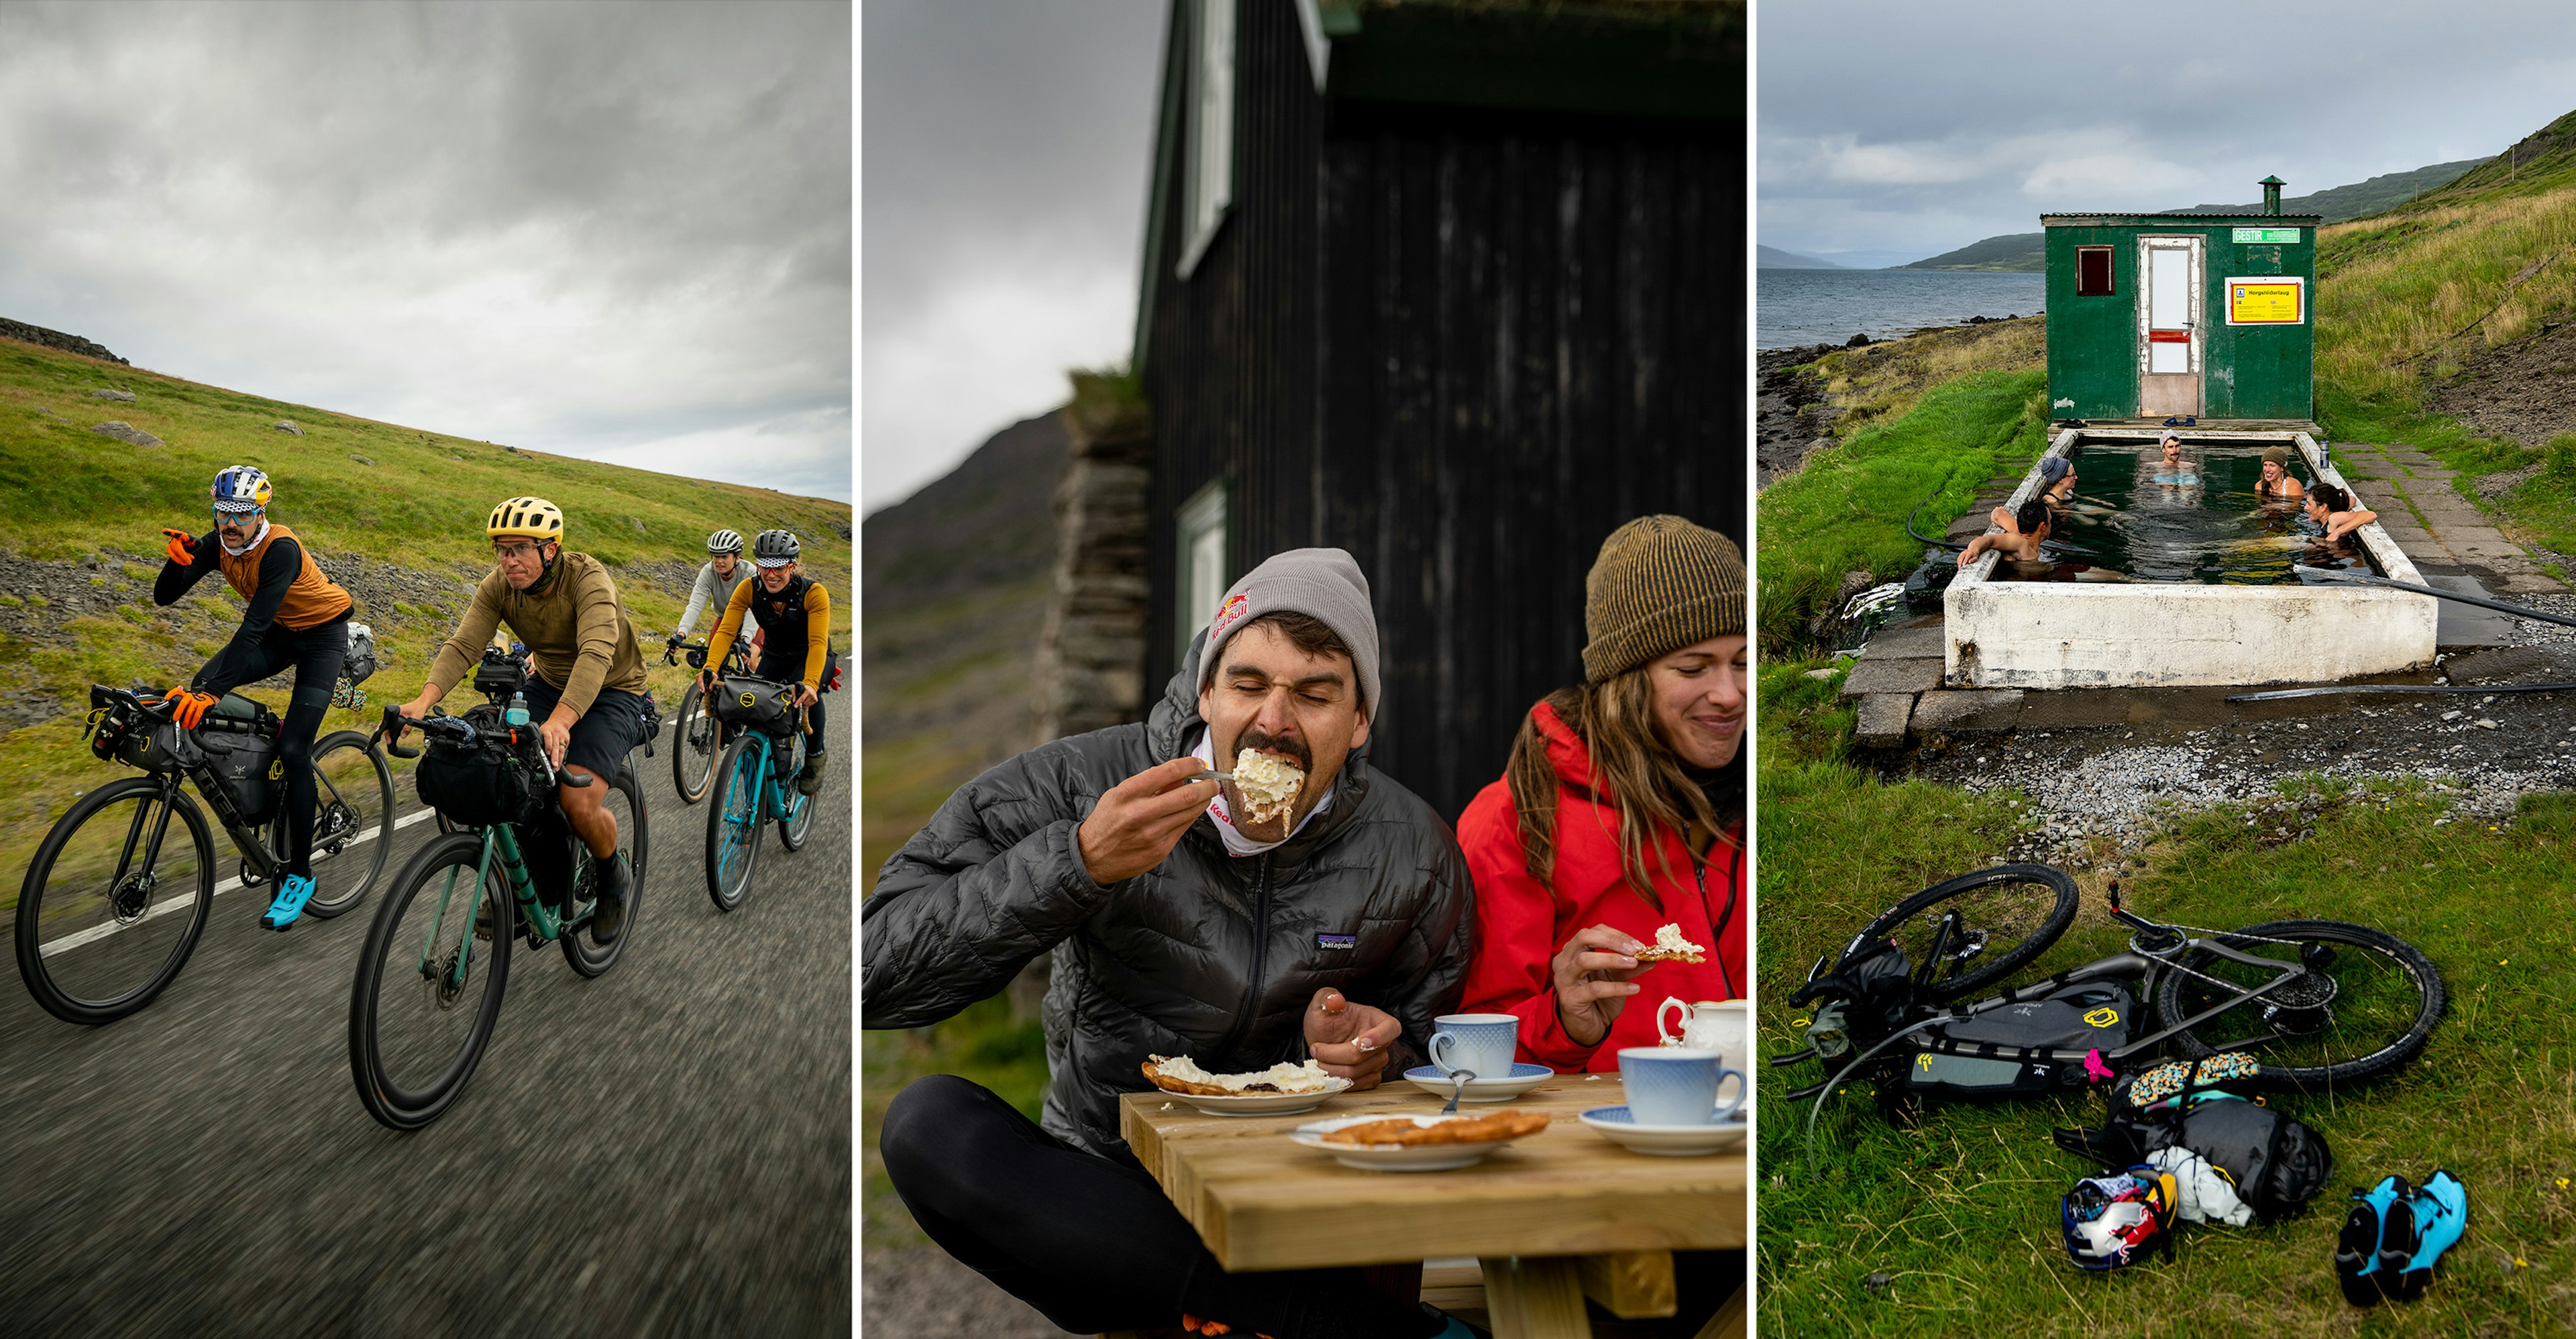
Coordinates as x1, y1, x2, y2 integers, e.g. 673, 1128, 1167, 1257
1318, 1110, 1550, 1146
1142, 1054, 1338, 1097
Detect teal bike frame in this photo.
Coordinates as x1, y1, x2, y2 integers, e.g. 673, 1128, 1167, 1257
711, 731, 806, 881
420, 823, 583, 989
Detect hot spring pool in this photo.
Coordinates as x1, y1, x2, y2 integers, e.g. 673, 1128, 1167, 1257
1998, 445, 2357, 585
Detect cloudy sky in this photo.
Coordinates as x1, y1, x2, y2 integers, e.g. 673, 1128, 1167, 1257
1761, 1, 2576, 268
861, 0, 1163, 515
0, 1, 851, 501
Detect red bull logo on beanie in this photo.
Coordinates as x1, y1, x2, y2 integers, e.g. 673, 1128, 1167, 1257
1210, 592, 1250, 641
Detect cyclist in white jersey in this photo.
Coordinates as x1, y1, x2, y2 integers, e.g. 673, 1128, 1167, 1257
673, 529, 763, 657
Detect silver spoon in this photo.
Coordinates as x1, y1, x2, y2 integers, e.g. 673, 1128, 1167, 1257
1185, 769, 1233, 784
1442, 1067, 1477, 1116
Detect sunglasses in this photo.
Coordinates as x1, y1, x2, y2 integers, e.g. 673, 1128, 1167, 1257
214, 506, 264, 525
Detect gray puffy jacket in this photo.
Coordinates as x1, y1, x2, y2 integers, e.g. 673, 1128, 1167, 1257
861, 642, 1474, 1159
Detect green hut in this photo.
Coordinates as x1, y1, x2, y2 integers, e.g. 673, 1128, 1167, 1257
2042, 176, 2318, 423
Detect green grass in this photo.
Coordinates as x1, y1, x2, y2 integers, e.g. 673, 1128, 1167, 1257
1757, 370, 2049, 651
1755, 665, 2576, 1337
0, 333, 850, 898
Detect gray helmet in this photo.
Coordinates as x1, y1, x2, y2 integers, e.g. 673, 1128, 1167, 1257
752, 529, 799, 567
707, 529, 744, 555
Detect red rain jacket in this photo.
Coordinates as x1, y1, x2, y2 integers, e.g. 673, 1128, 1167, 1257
1455, 700, 1747, 1073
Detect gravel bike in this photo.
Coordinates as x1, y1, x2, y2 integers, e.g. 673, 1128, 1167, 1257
347, 649, 651, 1130
1777, 864, 2445, 1157
702, 675, 820, 912
663, 635, 755, 805
16, 684, 394, 1024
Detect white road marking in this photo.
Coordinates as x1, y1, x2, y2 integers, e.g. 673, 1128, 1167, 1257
36, 806, 438, 958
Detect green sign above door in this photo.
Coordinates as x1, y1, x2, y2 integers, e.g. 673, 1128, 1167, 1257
2231, 227, 2303, 244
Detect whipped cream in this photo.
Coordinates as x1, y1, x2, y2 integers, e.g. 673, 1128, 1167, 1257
1151, 1056, 1336, 1093
1231, 749, 1305, 826
1651, 923, 1706, 957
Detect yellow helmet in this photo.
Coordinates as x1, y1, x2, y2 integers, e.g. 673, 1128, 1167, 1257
486, 496, 565, 542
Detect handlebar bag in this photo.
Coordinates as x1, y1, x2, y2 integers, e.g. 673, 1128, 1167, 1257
415, 710, 547, 828
109, 716, 195, 773
714, 676, 792, 729
1901, 981, 2136, 1105
197, 729, 282, 824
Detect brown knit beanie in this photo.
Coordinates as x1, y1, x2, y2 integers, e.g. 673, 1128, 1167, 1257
2261, 445, 2291, 467
1582, 515, 1747, 683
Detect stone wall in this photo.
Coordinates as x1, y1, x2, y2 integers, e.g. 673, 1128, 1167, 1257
1033, 376, 1152, 740
0, 318, 127, 366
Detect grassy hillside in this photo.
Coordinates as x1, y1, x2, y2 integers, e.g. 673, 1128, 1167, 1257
0, 330, 850, 888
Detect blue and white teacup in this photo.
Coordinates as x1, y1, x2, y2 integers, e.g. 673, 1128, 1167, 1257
1619, 1046, 1748, 1126
1428, 1013, 1519, 1079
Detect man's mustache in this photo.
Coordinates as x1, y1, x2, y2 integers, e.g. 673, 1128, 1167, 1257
1234, 727, 1311, 773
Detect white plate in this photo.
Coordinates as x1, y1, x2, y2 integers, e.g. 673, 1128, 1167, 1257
1577, 1106, 1748, 1157
1289, 1112, 1540, 1171
1151, 1077, 1355, 1117
1401, 1062, 1555, 1103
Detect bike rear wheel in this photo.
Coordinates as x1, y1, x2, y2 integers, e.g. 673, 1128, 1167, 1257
704, 734, 763, 911
15, 778, 218, 1024
562, 764, 649, 977
349, 831, 511, 1130
1837, 863, 2079, 1002
671, 682, 722, 806
2155, 918, 2444, 1090
302, 730, 396, 918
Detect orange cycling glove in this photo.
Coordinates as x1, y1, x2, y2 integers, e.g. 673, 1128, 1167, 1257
162, 529, 198, 566
167, 687, 219, 729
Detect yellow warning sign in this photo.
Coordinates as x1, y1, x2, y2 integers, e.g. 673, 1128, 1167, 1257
2226, 278, 2304, 325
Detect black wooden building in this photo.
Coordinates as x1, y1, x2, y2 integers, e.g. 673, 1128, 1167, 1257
1132, 0, 1745, 819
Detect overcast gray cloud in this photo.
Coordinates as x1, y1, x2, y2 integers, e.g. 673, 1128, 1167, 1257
860, 0, 1164, 515
1761, 1, 2576, 264
0, 0, 850, 501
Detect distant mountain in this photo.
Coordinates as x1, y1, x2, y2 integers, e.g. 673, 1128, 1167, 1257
1758, 244, 1841, 270
1899, 156, 2493, 272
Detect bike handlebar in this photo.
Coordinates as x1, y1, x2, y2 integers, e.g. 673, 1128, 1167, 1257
376, 704, 591, 786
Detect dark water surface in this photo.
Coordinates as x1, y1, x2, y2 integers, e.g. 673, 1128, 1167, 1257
2002, 447, 2366, 584
1758, 268, 2047, 350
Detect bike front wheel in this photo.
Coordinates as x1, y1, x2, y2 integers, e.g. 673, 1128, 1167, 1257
15, 778, 219, 1024
349, 831, 512, 1130
779, 747, 820, 853
671, 683, 723, 806
303, 730, 396, 918
704, 734, 764, 911
2155, 919, 2445, 1090
1837, 863, 2079, 1003
563, 764, 649, 977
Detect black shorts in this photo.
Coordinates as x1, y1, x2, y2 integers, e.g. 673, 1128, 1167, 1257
519, 678, 650, 780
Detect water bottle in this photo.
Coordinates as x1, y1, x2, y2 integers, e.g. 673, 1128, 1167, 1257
505, 690, 530, 728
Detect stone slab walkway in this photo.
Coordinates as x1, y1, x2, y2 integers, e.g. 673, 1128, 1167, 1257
2336, 442, 2567, 594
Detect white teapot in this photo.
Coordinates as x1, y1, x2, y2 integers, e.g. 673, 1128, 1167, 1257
1657, 998, 1750, 1069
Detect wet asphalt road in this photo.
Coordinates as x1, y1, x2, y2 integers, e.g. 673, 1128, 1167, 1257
0, 708, 851, 1337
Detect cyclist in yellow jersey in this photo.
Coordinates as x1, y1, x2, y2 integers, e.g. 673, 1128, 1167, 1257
700, 529, 835, 795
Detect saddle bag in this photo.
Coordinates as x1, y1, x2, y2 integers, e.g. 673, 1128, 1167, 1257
2053, 1062, 2334, 1225
1900, 981, 2135, 1105
415, 709, 547, 828
196, 728, 282, 824
341, 623, 380, 685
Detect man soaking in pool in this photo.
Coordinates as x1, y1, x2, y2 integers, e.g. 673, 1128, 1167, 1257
1959, 499, 2053, 569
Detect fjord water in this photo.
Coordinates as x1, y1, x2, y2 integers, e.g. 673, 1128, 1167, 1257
1758, 268, 2047, 349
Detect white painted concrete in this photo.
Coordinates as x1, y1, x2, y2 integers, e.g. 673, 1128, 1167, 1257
1945, 431, 2438, 688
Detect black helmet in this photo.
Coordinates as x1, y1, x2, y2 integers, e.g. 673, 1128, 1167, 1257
752, 529, 800, 567
708, 529, 744, 555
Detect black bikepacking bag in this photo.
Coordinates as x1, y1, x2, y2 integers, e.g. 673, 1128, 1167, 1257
196, 728, 282, 824
414, 710, 547, 828
111, 717, 194, 773
2053, 1069, 2334, 1224
714, 676, 792, 730
1900, 981, 2136, 1104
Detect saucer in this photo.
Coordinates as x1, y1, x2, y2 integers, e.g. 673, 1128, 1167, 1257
1400, 1062, 1554, 1102
1577, 1106, 1748, 1156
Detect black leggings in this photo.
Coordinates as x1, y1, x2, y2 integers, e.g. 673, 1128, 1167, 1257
879, 1075, 1442, 1339
215, 618, 346, 878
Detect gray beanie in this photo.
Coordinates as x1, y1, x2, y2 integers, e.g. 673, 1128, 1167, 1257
1197, 547, 1381, 719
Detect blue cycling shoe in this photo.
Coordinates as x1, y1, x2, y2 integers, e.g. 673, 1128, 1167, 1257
2336, 1175, 2417, 1306
2395, 1169, 2467, 1301
260, 874, 317, 931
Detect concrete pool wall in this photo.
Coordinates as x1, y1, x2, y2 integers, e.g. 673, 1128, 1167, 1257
1945, 429, 2438, 689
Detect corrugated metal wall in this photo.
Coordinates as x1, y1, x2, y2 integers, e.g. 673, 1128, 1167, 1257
1143, 0, 1746, 820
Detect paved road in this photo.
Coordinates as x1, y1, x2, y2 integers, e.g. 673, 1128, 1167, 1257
0, 707, 851, 1336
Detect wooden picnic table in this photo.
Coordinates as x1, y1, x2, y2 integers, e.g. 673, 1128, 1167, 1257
1118, 1072, 1746, 1339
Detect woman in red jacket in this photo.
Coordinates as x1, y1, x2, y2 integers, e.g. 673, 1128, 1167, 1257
1457, 515, 1747, 1073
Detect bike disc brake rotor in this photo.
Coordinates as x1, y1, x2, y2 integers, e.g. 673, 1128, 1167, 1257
109, 871, 157, 924
422, 947, 471, 1010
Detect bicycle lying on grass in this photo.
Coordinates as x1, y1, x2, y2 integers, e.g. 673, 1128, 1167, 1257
16, 684, 394, 1024
347, 648, 651, 1130
701, 675, 820, 912
1776, 864, 2445, 1161
663, 635, 756, 806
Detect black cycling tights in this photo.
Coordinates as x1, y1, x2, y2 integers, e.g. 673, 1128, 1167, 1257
221, 619, 347, 879
879, 1076, 1446, 1339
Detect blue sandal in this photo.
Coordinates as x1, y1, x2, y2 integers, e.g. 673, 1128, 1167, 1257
261, 874, 317, 931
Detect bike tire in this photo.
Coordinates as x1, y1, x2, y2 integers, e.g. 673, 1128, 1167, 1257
1837, 863, 2080, 1003
14, 778, 218, 1024
704, 733, 763, 912
301, 730, 396, 918
2153, 918, 2445, 1090
671, 682, 721, 806
562, 764, 649, 977
349, 831, 512, 1130
778, 741, 819, 852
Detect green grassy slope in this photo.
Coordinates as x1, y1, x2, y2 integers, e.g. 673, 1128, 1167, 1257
0, 331, 850, 886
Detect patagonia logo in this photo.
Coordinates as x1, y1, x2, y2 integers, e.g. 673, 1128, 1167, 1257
2084, 1007, 2121, 1028
1316, 934, 1356, 951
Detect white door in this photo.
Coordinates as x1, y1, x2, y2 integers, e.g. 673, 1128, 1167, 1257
2139, 237, 2203, 417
